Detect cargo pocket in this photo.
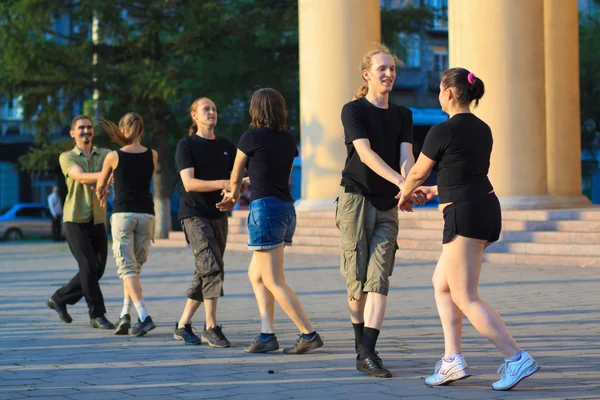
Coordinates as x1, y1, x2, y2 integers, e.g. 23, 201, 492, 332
340, 248, 358, 279
192, 241, 221, 277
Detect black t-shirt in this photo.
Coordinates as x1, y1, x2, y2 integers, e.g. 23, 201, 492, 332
175, 135, 237, 220
340, 97, 414, 210
421, 113, 494, 203
237, 128, 297, 203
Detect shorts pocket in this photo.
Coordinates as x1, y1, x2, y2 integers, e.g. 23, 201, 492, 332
341, 249, 358, 280
192, 241, 221, 277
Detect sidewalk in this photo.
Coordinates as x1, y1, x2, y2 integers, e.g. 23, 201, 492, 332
0, 242, 599, 399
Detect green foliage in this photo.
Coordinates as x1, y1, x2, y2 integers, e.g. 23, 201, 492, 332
381, 5, 433, 65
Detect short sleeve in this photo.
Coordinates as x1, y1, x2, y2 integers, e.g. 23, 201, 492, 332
228, 140, 237, 170
341, 102, 368, 143
59, 151, 77, 178
237, 131, 254, 156
400, 107, 414, 145
421, 123, 450, 162
175, 138, 194, 173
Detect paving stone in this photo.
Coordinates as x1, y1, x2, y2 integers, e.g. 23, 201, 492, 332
1, 242, 599, 399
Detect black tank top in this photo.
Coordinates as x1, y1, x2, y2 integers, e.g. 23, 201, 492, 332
112, 149, 155, 215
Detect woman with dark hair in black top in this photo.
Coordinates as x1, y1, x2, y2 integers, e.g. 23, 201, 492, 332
397, 68, 539, 391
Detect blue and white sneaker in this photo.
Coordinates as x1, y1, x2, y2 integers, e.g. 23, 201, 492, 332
492, 351, 540, 391
425, 355, 472, 386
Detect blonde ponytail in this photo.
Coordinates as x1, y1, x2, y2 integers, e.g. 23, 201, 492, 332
353, 84, 369, 100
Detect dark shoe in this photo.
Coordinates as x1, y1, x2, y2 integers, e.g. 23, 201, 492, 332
46, 298, 72, 324
130, 316, 156, 337
283, 333, 324, 354
89, 315, 115, 330
202, 325, 231, 348
244, 335, 280, 353
174, 323, 202, 345
357, 352, 392, 378
114, 314, 131, 335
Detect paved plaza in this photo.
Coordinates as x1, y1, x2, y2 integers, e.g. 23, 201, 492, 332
0, 241, 599, 400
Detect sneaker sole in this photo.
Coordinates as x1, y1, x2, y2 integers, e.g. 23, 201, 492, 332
202, 337, 231, 348
114, 323, 130, 335
426, 371, 472, 386
173, 333, 202, 345
244, 345, 280, 353
493, 364, 541, 391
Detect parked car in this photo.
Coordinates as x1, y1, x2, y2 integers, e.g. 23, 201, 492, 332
0, 203, 59, 241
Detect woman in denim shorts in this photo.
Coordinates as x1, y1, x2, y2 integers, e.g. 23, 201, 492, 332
218, 88, 323, 354
96, 113, 157, 337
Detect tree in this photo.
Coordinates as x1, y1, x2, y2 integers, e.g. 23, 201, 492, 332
0, 0, 299, 238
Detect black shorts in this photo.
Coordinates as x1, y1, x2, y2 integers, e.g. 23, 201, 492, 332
442, 193, 501, 244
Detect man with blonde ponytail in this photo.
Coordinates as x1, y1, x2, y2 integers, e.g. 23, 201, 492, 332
46, 115, 115, 330
173, 97, 236, 347
336, 44, 423, 378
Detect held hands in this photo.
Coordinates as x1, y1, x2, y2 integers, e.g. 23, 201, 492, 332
95, 185, 108, 208
215, 189, 238, 212
396, 186, 435, 212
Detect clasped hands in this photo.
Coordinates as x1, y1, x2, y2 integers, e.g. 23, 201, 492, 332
215, 177, 250, 212
396, 186, 436, 212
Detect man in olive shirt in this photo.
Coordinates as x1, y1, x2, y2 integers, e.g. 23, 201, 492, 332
46, 115, 115, 329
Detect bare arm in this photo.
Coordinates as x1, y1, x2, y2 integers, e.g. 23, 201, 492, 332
152, 149, 158, 168
397, 153, 437, 209
353, 139, 404, 187
229, 149, 248, 202
67, 166, 102, 185
399, 142, 415, 178
96, 151, 118, 205
180, 168, 230, 193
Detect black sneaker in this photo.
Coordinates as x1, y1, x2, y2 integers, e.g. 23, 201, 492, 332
283, 332, 324, 354
244, 335, 280, 353
114, 314, 131, 335
202, 325, 231, 348
130, 316, 156, 337
46, 298, 72, 324
356, 352, 392, 378
174, 323, 201, 345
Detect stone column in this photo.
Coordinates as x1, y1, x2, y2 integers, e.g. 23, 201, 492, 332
449, 0, 554, 209
544, 0, 591, 207
295, 0, 380, 211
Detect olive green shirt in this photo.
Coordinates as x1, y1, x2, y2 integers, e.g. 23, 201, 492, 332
59, 146, 110, 224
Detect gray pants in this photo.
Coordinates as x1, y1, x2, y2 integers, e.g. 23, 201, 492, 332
182, 215, 228, 301
335, 189, 399, 300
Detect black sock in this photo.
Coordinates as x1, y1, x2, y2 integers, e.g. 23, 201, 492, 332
301, 331, 316, 340
359, 327, 380, 360
352, 322, 364, 352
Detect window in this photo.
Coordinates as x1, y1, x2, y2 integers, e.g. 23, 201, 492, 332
427, 0, 448, 30
16, 207, 44, 218
432, 46, 449, 80
399, 33, 421, 68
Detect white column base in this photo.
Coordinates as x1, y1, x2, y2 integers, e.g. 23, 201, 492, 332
294, 198, 337, 212
497, 194, 592, 210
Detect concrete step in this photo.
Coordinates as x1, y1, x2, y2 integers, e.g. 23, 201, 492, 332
398, 239, 600, 257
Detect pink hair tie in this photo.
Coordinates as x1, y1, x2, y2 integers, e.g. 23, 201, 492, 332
467, 72, 476, 84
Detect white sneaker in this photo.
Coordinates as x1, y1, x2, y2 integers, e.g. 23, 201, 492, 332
425, 355, 472, 386
492, 351, 540, 391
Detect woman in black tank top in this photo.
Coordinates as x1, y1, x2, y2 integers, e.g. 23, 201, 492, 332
96, 113, 158, 337
397, 68, 539, 390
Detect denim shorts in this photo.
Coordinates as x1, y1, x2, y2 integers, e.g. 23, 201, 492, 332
248, 196, 296, 250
